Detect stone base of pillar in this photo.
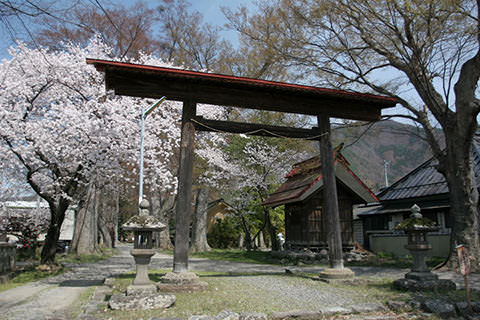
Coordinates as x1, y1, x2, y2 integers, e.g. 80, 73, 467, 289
317, 267, 355, 282
157, 271, 208, 292
127, 284, 157, 296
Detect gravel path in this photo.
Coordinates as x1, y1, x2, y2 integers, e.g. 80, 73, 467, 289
0, 244, 477, 320
231, 275, 373, 310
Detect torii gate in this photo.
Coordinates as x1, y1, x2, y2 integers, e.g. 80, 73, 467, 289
87, 58, 396, 275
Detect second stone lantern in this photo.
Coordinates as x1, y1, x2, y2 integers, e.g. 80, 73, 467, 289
393, 204, 455, 291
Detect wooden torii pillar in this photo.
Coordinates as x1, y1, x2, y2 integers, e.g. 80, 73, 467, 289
173, 100, 196, 272
318, 114, 347, 273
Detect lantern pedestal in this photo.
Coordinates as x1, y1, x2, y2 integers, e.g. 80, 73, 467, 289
125, 248, 157, 295
131, 249, 156, 285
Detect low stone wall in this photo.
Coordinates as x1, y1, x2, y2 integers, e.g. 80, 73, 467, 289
0, 242, 16, 273
369, 232, 450, 258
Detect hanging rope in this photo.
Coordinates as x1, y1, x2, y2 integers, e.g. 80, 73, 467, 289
190, 118, 328, 140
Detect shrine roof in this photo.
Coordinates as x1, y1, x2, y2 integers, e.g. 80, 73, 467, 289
262, 149, 378, 207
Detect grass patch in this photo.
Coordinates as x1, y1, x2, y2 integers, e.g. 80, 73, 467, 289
70, 286, 97, 318
56, 247, 119, 264
0, 247, 117, 293
191, 249, 281, 265
0, 265, 64, 292
95, 268, 480, 320
93, 269, 422, 319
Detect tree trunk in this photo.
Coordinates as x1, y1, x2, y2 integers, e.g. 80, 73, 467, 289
238, 232, 244, 249
265, 208, 279, 251
240, 215, 253, 250
98, 215, 113, 249
151, 192, 175, 249
443, 131, 480, 271
71, 184, 99, 255
40, 197, 69, 264
113, 189, 119, 248
190, 187, 211, 253
97, 190, 116, 249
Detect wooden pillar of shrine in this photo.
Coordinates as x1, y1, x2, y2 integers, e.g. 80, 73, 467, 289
317, 114, 344, 269
173, 99, 196, 273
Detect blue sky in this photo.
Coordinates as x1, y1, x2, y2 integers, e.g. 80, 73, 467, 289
0, 0, 252, 60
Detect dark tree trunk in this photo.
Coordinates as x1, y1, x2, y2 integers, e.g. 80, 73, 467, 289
240, 215, 253, 251
442, 127, 480, 271
40, 198, 69, 264
151, 192, 175, 249
265, 208, 279, 251
98, 215, 113, 248
190, 187, 211, 253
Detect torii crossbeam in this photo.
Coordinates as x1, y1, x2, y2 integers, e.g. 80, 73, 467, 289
87, 58, 397, 273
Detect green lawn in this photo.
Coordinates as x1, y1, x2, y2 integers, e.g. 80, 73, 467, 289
56, 247, 119, 264
0, 265, 64, 292
0, 247, 118, 292
100, 270, 404, 319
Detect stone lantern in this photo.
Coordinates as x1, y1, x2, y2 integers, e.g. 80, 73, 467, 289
122, 198, 165, 294
402, 204, 438, 279
393, 204, 455, 291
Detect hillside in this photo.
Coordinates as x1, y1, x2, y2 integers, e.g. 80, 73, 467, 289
331, 120, 433, 193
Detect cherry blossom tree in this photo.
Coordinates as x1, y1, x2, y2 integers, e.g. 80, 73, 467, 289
198, 134, 308, 250
0, 38, 180, 263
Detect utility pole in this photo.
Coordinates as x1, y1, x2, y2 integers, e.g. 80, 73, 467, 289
138, 97, 166, 211
384, 160, 390, 188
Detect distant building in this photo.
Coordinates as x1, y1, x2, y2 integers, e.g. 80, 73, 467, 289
263, 150, 377, 251
206, 198, 234, 233
358, 140, 480, 257
1, 194, 74, 243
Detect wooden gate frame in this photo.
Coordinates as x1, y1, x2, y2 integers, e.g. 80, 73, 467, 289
87, 58, 397, 272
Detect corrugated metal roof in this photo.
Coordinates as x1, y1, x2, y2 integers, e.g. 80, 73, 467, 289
358, 199, 451, 216
377, 138, 480, 201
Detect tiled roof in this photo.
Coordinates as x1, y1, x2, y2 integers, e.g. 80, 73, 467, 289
377, 137, 480, 201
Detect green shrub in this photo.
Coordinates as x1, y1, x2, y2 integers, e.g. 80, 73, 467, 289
207, 217, 239, 249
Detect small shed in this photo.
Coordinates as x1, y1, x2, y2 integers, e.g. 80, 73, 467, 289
263, 150, 377, 251
206, 199, 234, 233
